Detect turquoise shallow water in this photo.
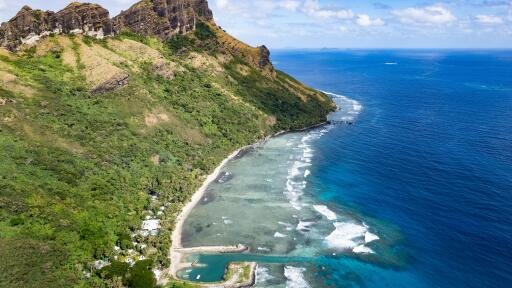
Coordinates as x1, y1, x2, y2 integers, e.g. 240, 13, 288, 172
179, 50, 512, 287
179, 97, 410, 287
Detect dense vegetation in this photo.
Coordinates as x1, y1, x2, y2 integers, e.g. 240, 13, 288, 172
0, 24, 333, 288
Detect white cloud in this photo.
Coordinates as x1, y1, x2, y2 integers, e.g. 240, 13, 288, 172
0, 0, 7, 10
476, 14, 504, 24
216, 0, 230, 9
356, 14, 385, 27
260, 0, 301, 12
303, 0, 354, 19
393, 5, 456, 25
278, 0, 301, 11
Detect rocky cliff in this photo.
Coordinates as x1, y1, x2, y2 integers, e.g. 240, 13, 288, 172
0, 1, 275, 75
0, 0, 213, 51
0, 3, 112, 51
113, 0, 213, 38
53, 2, 112, 36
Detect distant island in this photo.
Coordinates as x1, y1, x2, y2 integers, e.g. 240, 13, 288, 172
0, 0, 334, 287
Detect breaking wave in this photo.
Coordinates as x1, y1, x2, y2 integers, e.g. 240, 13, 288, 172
285, 266, 311, 288
313, 205, 337, 221
255, 265, 274, 284
321, 91, 363, 123
325, 222, 379, 254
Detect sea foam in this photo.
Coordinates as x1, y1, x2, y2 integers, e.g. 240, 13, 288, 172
365, 231, 380, 243
325, 222, 367, 250
297, 221, 315, 231
284, 133, 318, 210
313, 205, 337, 221
257, 247, 271, 252
256, 265, 274, 284
353, 245, 374, 254
321, 91, 363, 123
274, 232, 288, 238
284, 266, 311, 288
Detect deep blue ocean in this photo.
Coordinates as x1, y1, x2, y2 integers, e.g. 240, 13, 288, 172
271, 50, 512, 288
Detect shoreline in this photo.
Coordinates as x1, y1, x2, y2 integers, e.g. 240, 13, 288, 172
165, 121, 329, 283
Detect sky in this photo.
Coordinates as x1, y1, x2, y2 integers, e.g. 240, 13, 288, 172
1, 0, 511, 48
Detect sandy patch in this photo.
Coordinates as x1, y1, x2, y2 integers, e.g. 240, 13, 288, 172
0, 48, 15, 60
78, 40, 129, 89
151, 59, 184, 80
57, 36, 77, 69
108, 38, 162, 63
0, 70, 36, 97
145, 113, 170, 126
35, 38, 60, 57
150, 154, 160, 166
186, 52, 224, 74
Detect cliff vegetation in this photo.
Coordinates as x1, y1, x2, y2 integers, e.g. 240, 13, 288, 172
0, 1, 334, 287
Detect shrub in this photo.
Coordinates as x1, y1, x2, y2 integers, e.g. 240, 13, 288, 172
98, 261, 130, 279
194, 22, 215, 41
9, 216, 24, 226
126, 259, 156, 288
167, 35, 195, 53
117, 232, 134, 250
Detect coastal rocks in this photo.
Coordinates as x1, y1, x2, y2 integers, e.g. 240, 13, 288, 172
213, 26, 276, 77
256, 45, 276, 77
257, 45, 271, 69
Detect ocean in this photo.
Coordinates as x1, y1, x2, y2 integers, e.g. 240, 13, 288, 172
178, 50, 512, 287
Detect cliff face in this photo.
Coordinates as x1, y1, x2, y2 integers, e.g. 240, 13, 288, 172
112, 0, 208, 39
0, 3, 112, 51
53, 2, 112, 36
0, 6, 53, 50
0, 1, 275, 75
0, 1, 213, 51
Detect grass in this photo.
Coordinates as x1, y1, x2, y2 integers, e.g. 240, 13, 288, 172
0, 30, 333, 288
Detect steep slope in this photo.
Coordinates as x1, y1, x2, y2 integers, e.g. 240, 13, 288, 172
0, 1, 335, 287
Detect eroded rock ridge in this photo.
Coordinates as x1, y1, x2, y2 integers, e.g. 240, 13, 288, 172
0, 0, 213, 51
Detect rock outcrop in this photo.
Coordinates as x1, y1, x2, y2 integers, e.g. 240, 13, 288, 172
52, 2, 112, 37
0, 1, 274, 76
0, 1, 214, 51
90, 72, 129, 94
257, 45, 272, 70
0, 3, 112, 51
0, 6, 53, 50
112, 0, 213, 39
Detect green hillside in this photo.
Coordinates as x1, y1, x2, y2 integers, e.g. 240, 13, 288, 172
0, 22, 334, 288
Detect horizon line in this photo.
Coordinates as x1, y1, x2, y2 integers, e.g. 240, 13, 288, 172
270, 47, 512, 50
